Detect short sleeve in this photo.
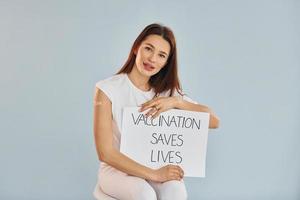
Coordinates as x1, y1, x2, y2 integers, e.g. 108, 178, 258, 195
95, 80, 114, 102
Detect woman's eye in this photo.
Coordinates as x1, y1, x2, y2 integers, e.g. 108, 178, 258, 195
159, 54, 166, 58
145, 47, 152, 51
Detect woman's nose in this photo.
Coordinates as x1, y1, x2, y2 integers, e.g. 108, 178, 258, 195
148, 53, 157, 63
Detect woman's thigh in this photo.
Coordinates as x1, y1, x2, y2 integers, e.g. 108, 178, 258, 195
99, 167, 157, 200
147, 179, 188, 200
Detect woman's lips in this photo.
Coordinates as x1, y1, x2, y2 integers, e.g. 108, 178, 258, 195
143, 62, 155, 71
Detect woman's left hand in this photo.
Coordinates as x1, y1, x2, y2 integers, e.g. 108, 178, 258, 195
139, 96, 180, 118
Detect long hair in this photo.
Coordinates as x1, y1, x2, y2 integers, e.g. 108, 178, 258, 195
116, 23, 182, 97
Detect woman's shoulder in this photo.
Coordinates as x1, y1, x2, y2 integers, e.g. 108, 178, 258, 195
95, 73, 126, 89
95, 73, 127, 101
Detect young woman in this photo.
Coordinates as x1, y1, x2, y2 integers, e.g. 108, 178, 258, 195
93, 23, 220, 200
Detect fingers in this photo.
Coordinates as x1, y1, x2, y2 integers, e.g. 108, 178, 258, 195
147, 106, 163, 118
145, 106, 159, 118
170, 172, 182, 181
139, 97, 161, 112
151, 107, 164, 119
157, 165, 185, 182
167, 165, 184, 180
170, 169, 183, 180
139, 99, 156, 112
176, 165, 184, 176
175, 165, 184, 179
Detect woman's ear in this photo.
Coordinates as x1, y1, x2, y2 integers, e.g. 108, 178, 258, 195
133, 43, 141, 55
133, 48, 139, 55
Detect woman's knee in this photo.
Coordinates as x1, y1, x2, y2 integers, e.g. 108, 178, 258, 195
129, 180, 157, 200
99, 171, 156, 200
159, 180, 188, 200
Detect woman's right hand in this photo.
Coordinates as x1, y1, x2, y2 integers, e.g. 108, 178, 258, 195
151, 164, 184, 183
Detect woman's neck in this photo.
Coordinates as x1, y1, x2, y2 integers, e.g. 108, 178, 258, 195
128, 66, 151, 91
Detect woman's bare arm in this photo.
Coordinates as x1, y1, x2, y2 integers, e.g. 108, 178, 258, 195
174, 98, 220, 129
140, 96, 220, 129
93, 88, 184, 182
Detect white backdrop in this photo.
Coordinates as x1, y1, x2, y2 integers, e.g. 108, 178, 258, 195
0, 0, 299, 199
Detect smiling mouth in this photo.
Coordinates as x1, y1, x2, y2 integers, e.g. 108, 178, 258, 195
143, 62, 155, 71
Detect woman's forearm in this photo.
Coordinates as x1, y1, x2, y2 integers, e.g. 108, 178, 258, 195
101, 148, 157, 181
174, 97, 220, 129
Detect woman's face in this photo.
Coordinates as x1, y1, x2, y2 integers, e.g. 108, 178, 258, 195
134, 34, 171, 77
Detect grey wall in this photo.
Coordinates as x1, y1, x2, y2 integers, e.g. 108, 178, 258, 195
0, 0, 299, 199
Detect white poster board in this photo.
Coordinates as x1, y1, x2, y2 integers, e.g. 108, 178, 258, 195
120, 107, 210, 177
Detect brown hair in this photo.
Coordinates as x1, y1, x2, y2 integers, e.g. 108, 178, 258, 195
116, 23, 182, 97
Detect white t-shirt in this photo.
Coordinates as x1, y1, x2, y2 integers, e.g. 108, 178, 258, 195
95, 73, 197, 168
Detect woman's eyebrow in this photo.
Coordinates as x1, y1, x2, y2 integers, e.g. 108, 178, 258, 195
145, 43, 168, 55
